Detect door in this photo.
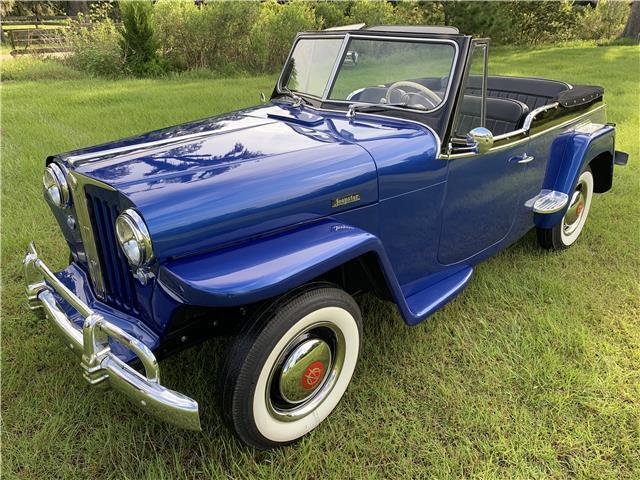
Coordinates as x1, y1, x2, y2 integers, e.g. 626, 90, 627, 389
438, 42, 531, 265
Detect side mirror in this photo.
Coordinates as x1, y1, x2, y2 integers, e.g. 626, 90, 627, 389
467, 127, 494, 154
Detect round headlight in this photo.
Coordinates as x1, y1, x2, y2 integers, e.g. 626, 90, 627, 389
115, 209, 154, 267
43, 163, 70, 208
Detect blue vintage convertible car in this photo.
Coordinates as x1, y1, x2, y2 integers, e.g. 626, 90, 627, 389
24, 25, 628, 449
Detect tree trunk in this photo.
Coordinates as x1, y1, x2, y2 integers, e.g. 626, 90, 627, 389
66, 1, 89, 17
621, 1, 640, 39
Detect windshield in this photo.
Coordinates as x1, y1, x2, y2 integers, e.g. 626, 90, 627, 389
281, 36, 457, 111
282, 38, 343, 98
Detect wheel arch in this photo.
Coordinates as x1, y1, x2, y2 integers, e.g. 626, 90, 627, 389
158, 220, 402, 316
535, 124, 615, 230
588, 150, 614, 193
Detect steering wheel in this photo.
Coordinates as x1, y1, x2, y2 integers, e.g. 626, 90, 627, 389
385, 81, 442, 109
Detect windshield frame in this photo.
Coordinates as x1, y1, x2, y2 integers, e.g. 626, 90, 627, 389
276, 33, 460, 115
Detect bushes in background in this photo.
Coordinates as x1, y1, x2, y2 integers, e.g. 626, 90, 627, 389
119, 0, 164, 76
248, 0, 319, 72
62, 0, 631, 79
154, 0, 260, 73
312, 1, 348, 29
579, 0, 630, 41
65, 5, 125, 78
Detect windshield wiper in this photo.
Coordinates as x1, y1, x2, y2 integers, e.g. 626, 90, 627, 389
346, 102, 426, 118
278, 86, 309, 107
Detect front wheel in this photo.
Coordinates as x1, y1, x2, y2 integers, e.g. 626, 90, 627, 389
537, 167, 594, 250
218, 284, 362, 449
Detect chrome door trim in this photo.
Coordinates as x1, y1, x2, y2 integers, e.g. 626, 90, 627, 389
440, 103, 606, 160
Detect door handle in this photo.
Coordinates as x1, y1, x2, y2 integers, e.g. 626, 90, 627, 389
511, 153, 535, 165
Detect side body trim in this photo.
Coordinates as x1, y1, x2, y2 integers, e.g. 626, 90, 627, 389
442, 103, 606, 160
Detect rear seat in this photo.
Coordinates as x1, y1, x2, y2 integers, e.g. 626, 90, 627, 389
467, 76, 570, 110
456, 96, 529, 136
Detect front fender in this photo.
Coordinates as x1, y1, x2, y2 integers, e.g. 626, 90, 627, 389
157, 221, 388, 308
158, 220, 473, 326
535, 123, 615, 229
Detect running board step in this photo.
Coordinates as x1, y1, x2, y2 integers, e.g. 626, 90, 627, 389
404, 267, 473, 325
526, 190, 569, 214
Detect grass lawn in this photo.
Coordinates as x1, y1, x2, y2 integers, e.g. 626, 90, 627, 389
1, 44, 639, 479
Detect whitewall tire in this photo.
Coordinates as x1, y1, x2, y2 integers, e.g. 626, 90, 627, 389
218, 284, 362, 449
537, 167, 594, 250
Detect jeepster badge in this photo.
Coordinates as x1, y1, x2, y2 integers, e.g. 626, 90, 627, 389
332, 193, 361, 208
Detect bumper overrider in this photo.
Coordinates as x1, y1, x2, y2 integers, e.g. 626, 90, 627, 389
23, 242, 201, 431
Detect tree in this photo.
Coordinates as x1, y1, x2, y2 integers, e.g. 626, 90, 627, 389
66, 1, 89, 17
119, 0, 161, 75
0, 0, 15, 43
621, 0, 640, 40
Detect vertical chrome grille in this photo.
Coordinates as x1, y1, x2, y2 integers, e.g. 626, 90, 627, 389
68, 172, 110, 299
85, 189, 139, 314
68, 172, 138, 313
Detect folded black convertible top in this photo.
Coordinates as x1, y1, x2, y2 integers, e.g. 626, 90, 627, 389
556, 85, 604, 108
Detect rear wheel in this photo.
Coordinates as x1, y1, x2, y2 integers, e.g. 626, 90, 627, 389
218, 284, 362, 449
537, 167, 594, 250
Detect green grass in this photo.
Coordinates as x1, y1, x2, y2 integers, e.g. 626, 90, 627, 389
2, 44, 639, 479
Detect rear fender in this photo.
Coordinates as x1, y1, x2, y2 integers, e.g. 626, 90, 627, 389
535, 123, 615, 229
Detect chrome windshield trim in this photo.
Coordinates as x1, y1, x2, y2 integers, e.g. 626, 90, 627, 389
321, 33, 351, 99
277, 33, 460, 116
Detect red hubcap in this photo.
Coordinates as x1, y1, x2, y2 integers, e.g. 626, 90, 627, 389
301, 360, 325, 390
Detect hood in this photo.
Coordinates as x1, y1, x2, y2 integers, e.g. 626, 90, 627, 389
59, 103, 431, 261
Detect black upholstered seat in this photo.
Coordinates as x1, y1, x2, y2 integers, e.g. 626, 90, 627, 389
456, 96, 530, 137
467, 75, 570, 110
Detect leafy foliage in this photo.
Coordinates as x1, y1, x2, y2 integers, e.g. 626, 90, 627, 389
580, 0, 630, 41
14, 0, 634, 78
312, 1, 348, 29
347, 0, 395, 25
154, 0, 259, 74
248, 0, 319, 73
64, 5, 125, 78
118, 0, 164, 77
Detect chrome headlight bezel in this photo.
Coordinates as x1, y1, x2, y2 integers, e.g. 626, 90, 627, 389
115, 209, 154, 267
43, 163, 70, 208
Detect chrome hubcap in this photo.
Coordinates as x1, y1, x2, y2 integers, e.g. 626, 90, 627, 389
563, 178, 587, 235
279, 338, 332, 404
266, 322, 345, 422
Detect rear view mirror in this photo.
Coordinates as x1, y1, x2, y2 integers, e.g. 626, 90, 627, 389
467, 127, 494, 154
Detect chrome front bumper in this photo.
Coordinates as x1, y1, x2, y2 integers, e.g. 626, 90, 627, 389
23, 242, 201, 431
